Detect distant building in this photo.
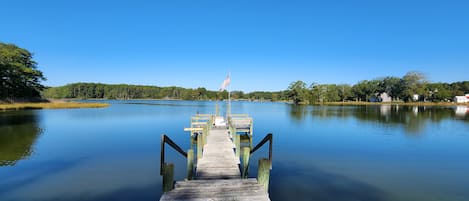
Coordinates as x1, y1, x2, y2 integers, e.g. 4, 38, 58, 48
412, 94, 419, 101
370, 92, 392, 102
454, 94, 469, 103
380, 92, 392, 102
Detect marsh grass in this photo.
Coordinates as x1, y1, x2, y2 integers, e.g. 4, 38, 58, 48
0, 102, 109, 111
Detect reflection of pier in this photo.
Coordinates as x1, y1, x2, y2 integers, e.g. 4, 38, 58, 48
455, 106, 468, 117
160, 114, 272, 201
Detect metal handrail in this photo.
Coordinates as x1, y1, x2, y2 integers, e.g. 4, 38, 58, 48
250, 133, 273, 168
160, 134, 187, 175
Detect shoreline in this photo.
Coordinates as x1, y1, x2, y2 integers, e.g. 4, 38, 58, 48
51, 98, 469, 107
311, 101, 469, 107
0, 102, 110, 111
2, 99, 468, 111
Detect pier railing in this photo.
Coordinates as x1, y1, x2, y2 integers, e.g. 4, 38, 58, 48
228, 114, 253, 136
162, 114, 272, 193
160, 134, 194, 192
239, 133, 273, 191
250, 133, 273, 165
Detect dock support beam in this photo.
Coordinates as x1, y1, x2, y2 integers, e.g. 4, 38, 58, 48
197, 133, 202, 159
186, 149, 194, 180
257, 158, 270, 192
162, 163, 174, 192
241, 147, 250, 178
235, 134, 240, 158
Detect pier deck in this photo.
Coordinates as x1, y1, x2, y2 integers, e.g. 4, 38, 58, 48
160, 117, 270, 201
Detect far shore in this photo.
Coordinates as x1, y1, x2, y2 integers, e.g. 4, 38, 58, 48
311, 101, 469, 106
2, 98, 468, 111
48, 98, 469, 107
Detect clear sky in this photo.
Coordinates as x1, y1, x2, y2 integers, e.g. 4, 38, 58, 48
1, 0, 468, 92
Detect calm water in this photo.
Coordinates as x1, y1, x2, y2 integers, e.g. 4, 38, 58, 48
1, 101, 469, 201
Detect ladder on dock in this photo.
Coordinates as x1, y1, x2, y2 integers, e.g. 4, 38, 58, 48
160, 114, 273, 201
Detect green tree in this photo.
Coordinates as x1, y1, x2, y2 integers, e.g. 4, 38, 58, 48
0, 43, 46, 100
403, 71, 427, 101
337, 84, 353, 102
287, 80, 308, 104
426, 83, 452, 102
378, 76, 404, 101
352, 80, 380, 101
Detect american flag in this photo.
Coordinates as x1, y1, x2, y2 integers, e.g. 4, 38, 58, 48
220, 73, 231, 91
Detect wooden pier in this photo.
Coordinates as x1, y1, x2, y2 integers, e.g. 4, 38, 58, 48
160, 114, 272, 201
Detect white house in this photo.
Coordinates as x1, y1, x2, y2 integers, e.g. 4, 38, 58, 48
370, 92, 392, 102
454, 94, 469, 103
380, 92, 392, 102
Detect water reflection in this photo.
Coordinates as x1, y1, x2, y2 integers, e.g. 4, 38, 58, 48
455, 106, 468, 117
0, 111, 42, 166
289, 105, 308, 121
270, 162, 389, 201
290, 104, 468, 134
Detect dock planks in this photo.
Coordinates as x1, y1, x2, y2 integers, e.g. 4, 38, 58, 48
160, 117, 270, 201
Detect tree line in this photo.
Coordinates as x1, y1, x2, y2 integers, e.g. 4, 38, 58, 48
286, 72, 469, 104
43, 83, 227, 100
43, 71, 468, 103
42, 83, 293, 101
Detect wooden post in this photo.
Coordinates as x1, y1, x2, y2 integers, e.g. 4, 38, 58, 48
187, 149, 194, 180
197, 133, 202, 159
202, 127, 206, 146
235, 134, 240, 158
257, 158, 270, 191
203, 126, 207, 145
250, 119, 253, 137
162, 163, 174, 192
242, 147, 250, 178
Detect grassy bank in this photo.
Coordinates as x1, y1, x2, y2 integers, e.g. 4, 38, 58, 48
313, 101, 469, 106
0, 102, 109, 111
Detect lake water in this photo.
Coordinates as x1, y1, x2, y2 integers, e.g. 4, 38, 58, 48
1, 101, 468, 201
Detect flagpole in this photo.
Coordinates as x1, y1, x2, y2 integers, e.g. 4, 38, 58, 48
220, 72, 231, 120
228, 86, 231, 118
227, 72, 231, 119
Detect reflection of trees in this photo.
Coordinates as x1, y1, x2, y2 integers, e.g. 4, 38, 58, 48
0, 111, 42, 166
309, 105, 458, 135
289, 105, 308, 121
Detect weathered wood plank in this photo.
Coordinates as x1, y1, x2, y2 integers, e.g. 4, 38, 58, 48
175, 178, 259, 187
183, 127, 204, 132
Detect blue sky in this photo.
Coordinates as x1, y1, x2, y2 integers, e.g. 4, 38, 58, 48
1, 0, 468, 92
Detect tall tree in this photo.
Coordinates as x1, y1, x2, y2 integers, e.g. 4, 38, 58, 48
403, 71, 427, 101
337, 84, 353, 102
0, 43, 46, 100
287, 80, 308, 104
379, 76, 404, 101
352, 80, 380, 101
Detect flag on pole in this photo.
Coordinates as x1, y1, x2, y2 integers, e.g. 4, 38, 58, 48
220, 73, 231, 91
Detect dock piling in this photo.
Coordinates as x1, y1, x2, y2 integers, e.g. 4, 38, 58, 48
197, 133, 202, 159
163, 163, 174, 192
257, 158, 270, 192
186, 149, 194, 180
242, 147, 250, 178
